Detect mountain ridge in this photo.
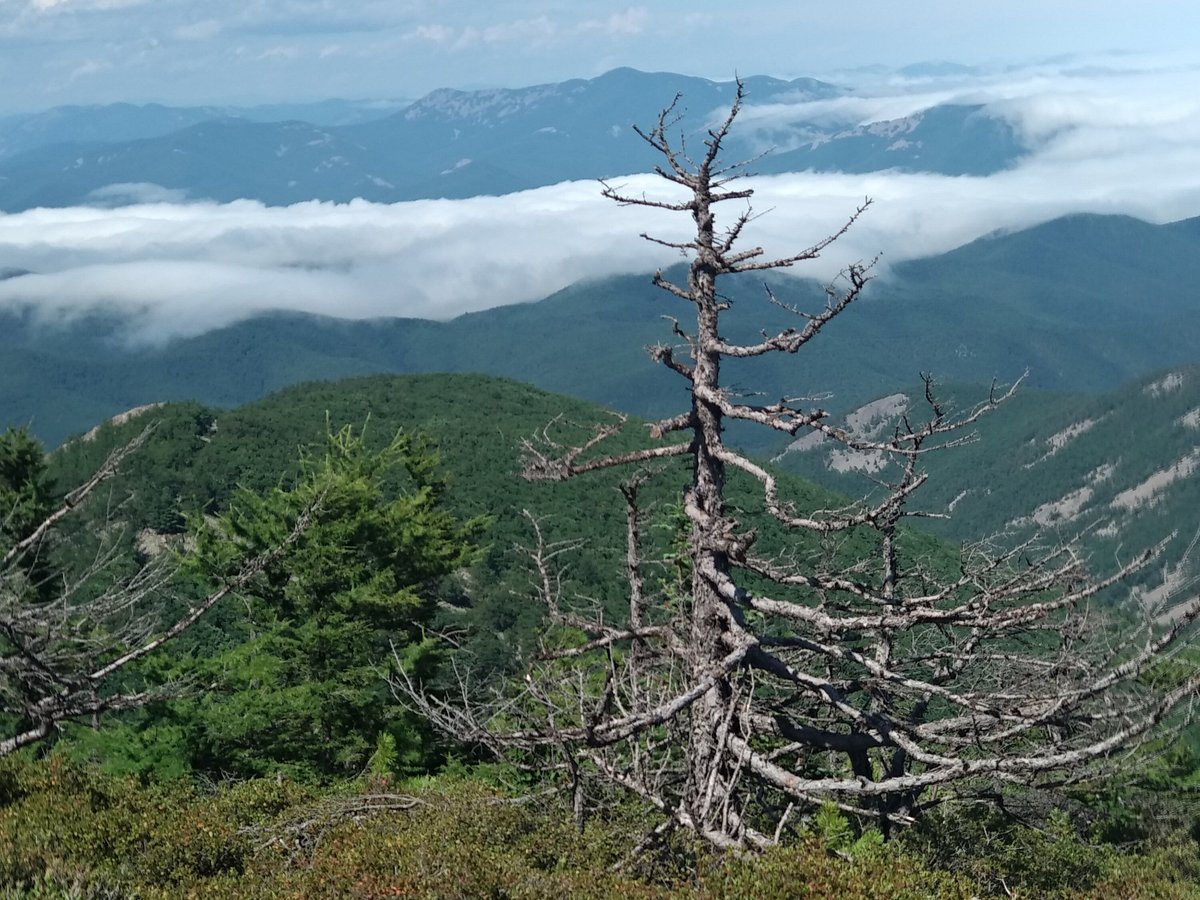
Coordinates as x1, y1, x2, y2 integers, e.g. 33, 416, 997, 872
0, 68, 1024, 211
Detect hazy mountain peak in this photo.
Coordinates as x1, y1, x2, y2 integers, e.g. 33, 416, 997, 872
404, 82, 574, 123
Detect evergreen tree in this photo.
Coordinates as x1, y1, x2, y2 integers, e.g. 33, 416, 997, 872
183, 424, 481, 779
0, 426, 54, 553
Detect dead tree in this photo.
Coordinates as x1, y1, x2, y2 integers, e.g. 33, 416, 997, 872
398, 83, 1200, 848
0, 428, 321, 756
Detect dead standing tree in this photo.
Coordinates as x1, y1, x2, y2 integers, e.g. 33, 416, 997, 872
400, 83, 1200, 848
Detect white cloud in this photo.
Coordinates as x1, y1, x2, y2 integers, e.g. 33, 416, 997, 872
87, 183, 191, 205
255, 44, 302, 62
407, 23, 454, 45
578, 7, 648, 37
405, 16, 560, 51
66, 57, 112, 82
0, 191, 678, 341
406, 8, 654, 54
477, 16, 555, 46
174, 19, 223, 41
29, 0, 149, 11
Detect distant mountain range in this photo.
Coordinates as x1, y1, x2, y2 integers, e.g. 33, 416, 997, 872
2, 212, 1198, 451
0, 98, 411, 161
0, 68, 1025, 211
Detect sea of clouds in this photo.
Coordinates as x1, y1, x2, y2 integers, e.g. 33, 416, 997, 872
2, 56, 1200, 342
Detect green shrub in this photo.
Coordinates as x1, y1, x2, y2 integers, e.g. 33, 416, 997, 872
0, 755, 318, 891
699, 837, 975, 899
1082, 839, 1200, 899
2, 757, 1197, 898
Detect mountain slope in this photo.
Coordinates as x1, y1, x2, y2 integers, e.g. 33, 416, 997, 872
0, 120, 393, 209
758, 104, 1024, 177
776, 366, 1200, 618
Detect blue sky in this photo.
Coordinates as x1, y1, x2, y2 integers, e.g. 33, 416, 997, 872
2, 0, 1199, 112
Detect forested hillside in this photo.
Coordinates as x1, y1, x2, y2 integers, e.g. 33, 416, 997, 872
43, 375, 651, 684
2, 371, 1197, 896
777, 365, 1200, 616
47, 372, 859, 689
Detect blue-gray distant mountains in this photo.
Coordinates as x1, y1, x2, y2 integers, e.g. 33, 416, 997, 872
0, 98, 410, 161
0, 68, 1024, 211
2, 212, 1197, 448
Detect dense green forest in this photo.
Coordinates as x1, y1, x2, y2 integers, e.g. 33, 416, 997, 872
1, 372, 1198, 897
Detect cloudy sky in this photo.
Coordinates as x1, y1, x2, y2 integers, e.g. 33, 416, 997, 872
1, 2, 1200, 340
1, 0, 1198, 111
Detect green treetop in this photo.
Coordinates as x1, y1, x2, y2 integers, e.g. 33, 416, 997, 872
183, 423, 483, 780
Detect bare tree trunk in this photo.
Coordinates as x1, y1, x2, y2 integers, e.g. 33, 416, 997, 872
685, 234, 736, 831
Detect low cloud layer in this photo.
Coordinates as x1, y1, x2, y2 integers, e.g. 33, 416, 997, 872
0, 190, 683, 341
3, 59, 1200, 343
